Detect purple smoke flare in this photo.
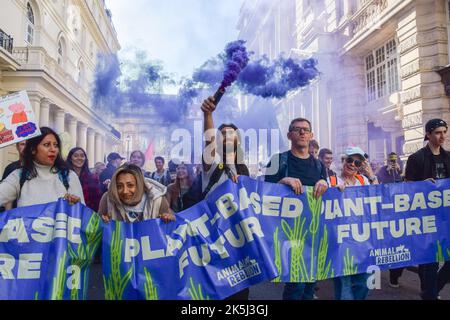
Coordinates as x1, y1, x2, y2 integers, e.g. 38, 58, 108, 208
220, 40, 250, 90
93, 53, 122, 108
237, 56, 319, 98
191, 50, 319, 100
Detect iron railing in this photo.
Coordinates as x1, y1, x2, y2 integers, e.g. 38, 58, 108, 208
0, 29, 13, 54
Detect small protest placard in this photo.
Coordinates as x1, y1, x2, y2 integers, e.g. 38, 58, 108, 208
0, 91, 41, 149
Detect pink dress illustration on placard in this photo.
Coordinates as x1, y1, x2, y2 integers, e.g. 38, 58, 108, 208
9, 103, 28, 125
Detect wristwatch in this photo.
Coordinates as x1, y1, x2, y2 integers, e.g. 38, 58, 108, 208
368, 176, 377, 184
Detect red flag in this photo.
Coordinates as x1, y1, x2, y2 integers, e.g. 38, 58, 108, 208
145, 140, 154, 161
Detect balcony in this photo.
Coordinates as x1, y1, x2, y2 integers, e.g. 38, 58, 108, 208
0, 29, 13, 54
12, 47, 90, 103
0, 29, 19, 71
351, 0, 389, 36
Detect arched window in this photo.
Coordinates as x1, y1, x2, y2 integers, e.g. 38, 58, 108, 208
57, 39, 63, 66
89, 42, 94, 59
26, 3, 35, 45
77, 60, 84, 85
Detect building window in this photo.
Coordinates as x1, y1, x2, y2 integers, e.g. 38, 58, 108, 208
89, 42, 94, 59
336, 0, 344, 23
26, 3, 35, 45
57, 40, 63, 66
446, 1, 450, 63
81, 25, 87, 49
365, 39, 400, 102
77, 60, 84, 85
303, 0, 312, 16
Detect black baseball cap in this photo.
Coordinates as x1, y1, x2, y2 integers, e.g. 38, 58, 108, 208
424, 119, 448, 141
107, 152, 125, 162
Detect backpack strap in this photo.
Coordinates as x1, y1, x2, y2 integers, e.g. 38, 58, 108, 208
202, 163, 225, 198
329, 175, 337, 187
58, 170, 70, 192
315, 159, 324, 177
280, 152, 289, 178
18, 168, 28, 199
355, 174, 365, 185
19, 168, 27, 190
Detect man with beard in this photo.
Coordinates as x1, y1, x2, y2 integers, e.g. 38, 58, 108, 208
201, 96, 250, 300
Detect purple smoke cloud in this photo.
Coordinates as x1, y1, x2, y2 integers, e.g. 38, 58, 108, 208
220, 40, 250, 90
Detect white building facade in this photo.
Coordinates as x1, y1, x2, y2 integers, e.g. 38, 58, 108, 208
0, 0, 121, 172
238, 0, 450, 164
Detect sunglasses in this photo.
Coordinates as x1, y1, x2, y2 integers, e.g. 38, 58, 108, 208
345, 157, 363, 167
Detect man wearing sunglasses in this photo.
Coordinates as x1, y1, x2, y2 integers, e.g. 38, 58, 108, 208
265, 117, 328, 300
328, 147, 378, 300
405, 118, 450, 300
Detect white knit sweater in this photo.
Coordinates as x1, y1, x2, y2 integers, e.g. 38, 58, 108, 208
0, 162, 85, 207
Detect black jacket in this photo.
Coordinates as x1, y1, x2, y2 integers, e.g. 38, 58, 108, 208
1, 160, 21, 181
99, 163, 117, 193
405, 145, 450, 181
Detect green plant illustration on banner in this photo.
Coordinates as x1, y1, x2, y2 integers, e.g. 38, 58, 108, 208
67, 213, 102, 300
103, 223, 134, 300
447, 248, 450, 259
306, 187, 322, 281
436, 240, 445, 263
343, 248, 358, 276
51, 251, 67, 300
272, 227, 282, 282
144, 267, 158, 300
281, 216, 309, 282
34, 292, 39, 300
316, 225, 332, 280
188, 277, 210, 300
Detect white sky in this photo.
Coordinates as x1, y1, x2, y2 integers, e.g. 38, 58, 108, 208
105, 0, 244, 80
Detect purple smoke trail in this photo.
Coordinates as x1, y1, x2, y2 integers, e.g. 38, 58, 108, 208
192, 57, 223, 87
214, 40, 250, 104
191, 53, 319, 100
93, 53, 123, 110
237, 56, 319, 98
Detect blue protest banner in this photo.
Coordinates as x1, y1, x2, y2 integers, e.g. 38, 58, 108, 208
102, 177, 450, 299
0, 199, 101, 300
2, 177, 450, 299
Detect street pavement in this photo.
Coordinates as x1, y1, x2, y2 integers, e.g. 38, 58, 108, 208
88, 263, 450, 300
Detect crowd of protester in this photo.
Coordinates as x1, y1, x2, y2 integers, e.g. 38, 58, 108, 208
0, 95, 449, 300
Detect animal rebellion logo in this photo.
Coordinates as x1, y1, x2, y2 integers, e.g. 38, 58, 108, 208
216, 256, 261, 287
370, 244, 411, 266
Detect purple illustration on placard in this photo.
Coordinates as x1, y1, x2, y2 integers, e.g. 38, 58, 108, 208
16, 122, 37, 138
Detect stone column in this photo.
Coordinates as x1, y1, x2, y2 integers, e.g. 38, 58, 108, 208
54, 109, 65, 134
87, 128, 96, 164
28, 94, 42, 125
397, 0, 450, 157
39, 99, 51, 127
95, 133, 103, 164
68, 118, 78, 148
333, 54, 368, 156
77, 123, 87, 150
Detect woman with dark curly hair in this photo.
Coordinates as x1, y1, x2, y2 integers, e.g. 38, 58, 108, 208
66, 147, 102, 212
0, 127, 84, 207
